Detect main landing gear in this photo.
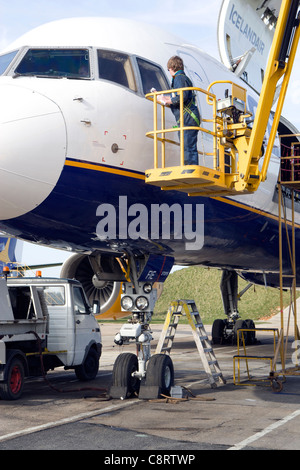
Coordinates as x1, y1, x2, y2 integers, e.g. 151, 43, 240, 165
110, 253, 174, 400
211, 270, 256, 346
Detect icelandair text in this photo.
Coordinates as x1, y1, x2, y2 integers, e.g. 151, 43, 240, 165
229, 3, 265, 55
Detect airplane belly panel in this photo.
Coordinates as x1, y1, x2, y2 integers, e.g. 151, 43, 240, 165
0, 159, 297, 278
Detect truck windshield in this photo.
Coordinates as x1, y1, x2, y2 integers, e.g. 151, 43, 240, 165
15, 49, 90, 79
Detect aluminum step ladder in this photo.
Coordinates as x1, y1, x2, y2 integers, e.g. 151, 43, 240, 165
156, 300, 226, 388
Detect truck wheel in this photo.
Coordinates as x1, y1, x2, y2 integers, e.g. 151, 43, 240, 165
112, 353, 140, 398
75, 347, 99, 381
145, 354, 174, 396
0, 358, 25, 400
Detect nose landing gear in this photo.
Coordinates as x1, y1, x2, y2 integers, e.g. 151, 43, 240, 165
110, 254, 174, 400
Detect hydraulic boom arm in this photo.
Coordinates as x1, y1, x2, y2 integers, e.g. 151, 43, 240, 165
245, 0, 300, 187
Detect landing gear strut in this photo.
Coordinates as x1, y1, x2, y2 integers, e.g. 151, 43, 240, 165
212, 270, 256, 345
110, 254, 174, 399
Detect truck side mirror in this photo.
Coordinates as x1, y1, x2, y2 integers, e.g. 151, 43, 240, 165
93, 300, 100, 315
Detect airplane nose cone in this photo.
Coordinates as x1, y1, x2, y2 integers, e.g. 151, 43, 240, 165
0, 84, 66, 220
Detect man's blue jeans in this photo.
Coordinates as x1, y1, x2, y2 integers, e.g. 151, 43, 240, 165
178, 129, 199, 165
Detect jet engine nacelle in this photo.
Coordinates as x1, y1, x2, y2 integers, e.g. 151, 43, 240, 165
60, 253, 125, 319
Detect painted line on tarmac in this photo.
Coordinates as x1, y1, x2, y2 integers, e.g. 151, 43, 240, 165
228, 409, 300, 450
0, 400, 139, 443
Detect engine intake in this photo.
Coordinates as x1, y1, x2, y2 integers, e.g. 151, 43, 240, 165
60, 253, 124, 315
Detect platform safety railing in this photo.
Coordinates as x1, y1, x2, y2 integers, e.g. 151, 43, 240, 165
279, 138, 300, 187
145, 81, 259, 196
145, 85, 218, 169
233, 327, 285, 391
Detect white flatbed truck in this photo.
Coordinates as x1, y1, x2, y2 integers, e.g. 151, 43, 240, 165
0, 277, 102, 400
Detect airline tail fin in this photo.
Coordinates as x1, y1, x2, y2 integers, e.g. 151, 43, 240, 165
0, 236, 23, 273
218, 0, 281, 94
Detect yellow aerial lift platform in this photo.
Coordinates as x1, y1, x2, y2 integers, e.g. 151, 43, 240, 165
145, 0, 300, 198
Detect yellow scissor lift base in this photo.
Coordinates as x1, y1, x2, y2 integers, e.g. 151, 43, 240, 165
145, 165, 254, 197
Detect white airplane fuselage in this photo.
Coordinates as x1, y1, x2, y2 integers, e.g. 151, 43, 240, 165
0, 17, 298, 287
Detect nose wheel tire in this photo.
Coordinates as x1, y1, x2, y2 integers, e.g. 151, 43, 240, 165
111, 353, 140, 399
145, 353, 174, 397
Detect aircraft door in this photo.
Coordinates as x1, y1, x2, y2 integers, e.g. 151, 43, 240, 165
178, 51, 210, 89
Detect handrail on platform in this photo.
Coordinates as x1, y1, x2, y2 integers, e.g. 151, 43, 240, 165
145, 80, 253, 172
145, 85, 218, 169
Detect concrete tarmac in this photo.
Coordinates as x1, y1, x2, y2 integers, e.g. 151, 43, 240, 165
1, 304, 300, 452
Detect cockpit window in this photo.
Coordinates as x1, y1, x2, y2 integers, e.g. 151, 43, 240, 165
15, 49, 90, 79
0, 50, 19, 75
136, 58, 169, 95
97, 49, 136, 91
